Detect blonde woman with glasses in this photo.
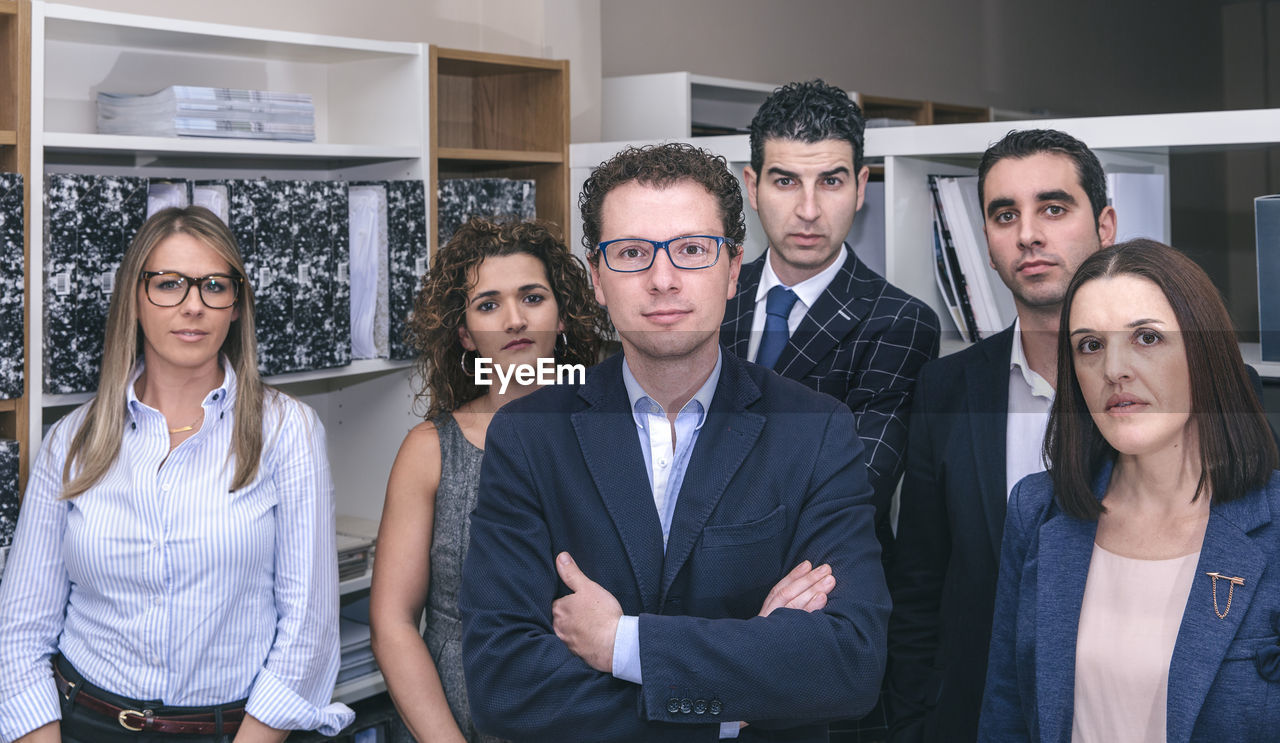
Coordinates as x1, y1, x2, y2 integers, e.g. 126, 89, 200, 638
0, 206, 352, 743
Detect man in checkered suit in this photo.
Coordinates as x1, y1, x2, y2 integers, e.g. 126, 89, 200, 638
721, 80, 940, 554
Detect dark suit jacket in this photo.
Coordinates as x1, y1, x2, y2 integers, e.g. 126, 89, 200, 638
885, 325, 1016, 743
980, 463, 1280, 742
459, 351, 890, 742
721, 247, 940, 546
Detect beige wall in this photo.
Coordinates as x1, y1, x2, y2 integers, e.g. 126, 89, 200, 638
58, 0, 604, 141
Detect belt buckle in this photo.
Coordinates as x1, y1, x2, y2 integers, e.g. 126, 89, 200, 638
118, 709, 149, 732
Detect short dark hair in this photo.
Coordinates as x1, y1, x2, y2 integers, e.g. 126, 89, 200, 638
977, 129, 1108, 225
579, 142, 746, 263
749, 79, 866, 176
1045, 239, 1277, 520
407, 218, 609, 418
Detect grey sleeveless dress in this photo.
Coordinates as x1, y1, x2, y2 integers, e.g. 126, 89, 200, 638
392, 414, 504, 743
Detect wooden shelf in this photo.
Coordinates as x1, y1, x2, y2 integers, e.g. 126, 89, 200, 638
430, 45, 570, 242
2, 0, 30, 494
437, 146, 563, 164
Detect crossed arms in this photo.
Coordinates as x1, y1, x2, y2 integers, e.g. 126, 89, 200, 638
459, 407, 890, 741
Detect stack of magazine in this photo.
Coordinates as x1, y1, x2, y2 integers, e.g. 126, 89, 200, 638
97, 85, 315, 141
336, 515, 378, 582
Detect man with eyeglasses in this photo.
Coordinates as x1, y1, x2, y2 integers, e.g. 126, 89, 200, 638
460, 142, 889, 741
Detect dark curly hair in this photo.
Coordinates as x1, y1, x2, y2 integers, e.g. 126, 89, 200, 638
579, 142, 746, 262
406, 218, 610, 418
749, 79, 866, 177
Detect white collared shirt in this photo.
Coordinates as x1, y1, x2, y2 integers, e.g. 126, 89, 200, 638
746, 246, 848, 363
1006, 316, 1055, 499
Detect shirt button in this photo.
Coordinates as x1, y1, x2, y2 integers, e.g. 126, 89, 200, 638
153, 541, 161, 551
151, 656, 162, 666
152, 596, 162, 606
161, 483, 172, 492
657, 458, 669, 468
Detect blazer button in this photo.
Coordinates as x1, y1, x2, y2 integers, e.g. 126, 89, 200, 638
680, 698, 692, 714
693, 699, 707, 715
667, 698, 680, 714
709, 698, 722, 716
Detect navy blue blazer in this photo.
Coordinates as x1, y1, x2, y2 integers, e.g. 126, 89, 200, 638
885, 325, 1016, 743
721, 246, 940, 546
979, 463, 1280, 743
460, 351, 891, 742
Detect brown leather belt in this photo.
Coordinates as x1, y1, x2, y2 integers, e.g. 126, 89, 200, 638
54, 661, 245, 735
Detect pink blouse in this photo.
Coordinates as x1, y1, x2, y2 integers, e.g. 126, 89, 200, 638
1072, 544, 1199, 743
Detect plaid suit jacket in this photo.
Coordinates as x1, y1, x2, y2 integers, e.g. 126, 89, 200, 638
721, 246, 940, 545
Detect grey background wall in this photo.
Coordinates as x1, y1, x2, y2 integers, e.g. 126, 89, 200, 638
600, 0, 1226, 118
54, 0, 1275, 140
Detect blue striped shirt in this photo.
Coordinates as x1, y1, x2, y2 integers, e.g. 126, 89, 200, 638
0, 362, 354, 741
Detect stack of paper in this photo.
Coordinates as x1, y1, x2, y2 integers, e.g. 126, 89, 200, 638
337, 597, 379, 684
337, 516, 379, 582
97, 86, 315, 141
929, 175, 1015, 341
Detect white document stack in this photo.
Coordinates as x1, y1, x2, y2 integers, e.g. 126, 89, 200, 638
97, 86, 315, 141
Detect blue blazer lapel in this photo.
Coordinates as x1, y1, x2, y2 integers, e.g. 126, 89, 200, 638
720, 253, 763, 360
659, 355, 766, 602
1166, 490, 1272, 743
1034, 475, 1103, 743
969, 325, 1015, 562
572, 356, 666, 614
775, 249, 864, 380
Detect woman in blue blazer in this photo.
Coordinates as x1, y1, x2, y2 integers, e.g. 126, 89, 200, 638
979, 239, 1280, 743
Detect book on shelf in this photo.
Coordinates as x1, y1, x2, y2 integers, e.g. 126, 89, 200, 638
0, 439, 19, 581
97, 86, 316, 141
0, 173, 23, 400
43, 174, 149, 394
928, 175, 1015, 341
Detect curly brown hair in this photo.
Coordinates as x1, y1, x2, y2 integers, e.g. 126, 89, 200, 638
579, 142, 747, 261
407, 218, 609, 418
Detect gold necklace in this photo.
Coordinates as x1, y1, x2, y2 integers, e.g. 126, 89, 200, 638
169, 411, 203, 435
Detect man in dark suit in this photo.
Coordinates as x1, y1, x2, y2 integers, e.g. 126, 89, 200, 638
885, 129, 1117, 743
460, 142, 890, 741
721, 80, 940, 551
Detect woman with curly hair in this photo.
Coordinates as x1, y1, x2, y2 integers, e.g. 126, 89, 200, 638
370, 218, 608, 742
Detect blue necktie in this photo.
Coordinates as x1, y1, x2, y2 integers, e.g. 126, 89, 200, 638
756, 286, 798, 370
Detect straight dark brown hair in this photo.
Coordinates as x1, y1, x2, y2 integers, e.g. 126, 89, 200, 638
1045, 238, 1277, 519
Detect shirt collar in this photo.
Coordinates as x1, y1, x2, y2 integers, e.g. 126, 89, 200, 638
1009, 316, 1054, 399
125, 357, 238, 421
621, 350, 722, 431
755, 243, 849, 310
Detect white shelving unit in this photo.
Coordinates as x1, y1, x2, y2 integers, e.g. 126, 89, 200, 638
571, 107, 1280, 377
603, 73, 781, 141
27, 1, 432, 703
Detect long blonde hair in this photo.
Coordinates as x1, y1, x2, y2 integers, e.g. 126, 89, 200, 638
62, 206, 267, 498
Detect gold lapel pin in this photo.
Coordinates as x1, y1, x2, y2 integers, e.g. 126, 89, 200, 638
1206, 572, 1246, 619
